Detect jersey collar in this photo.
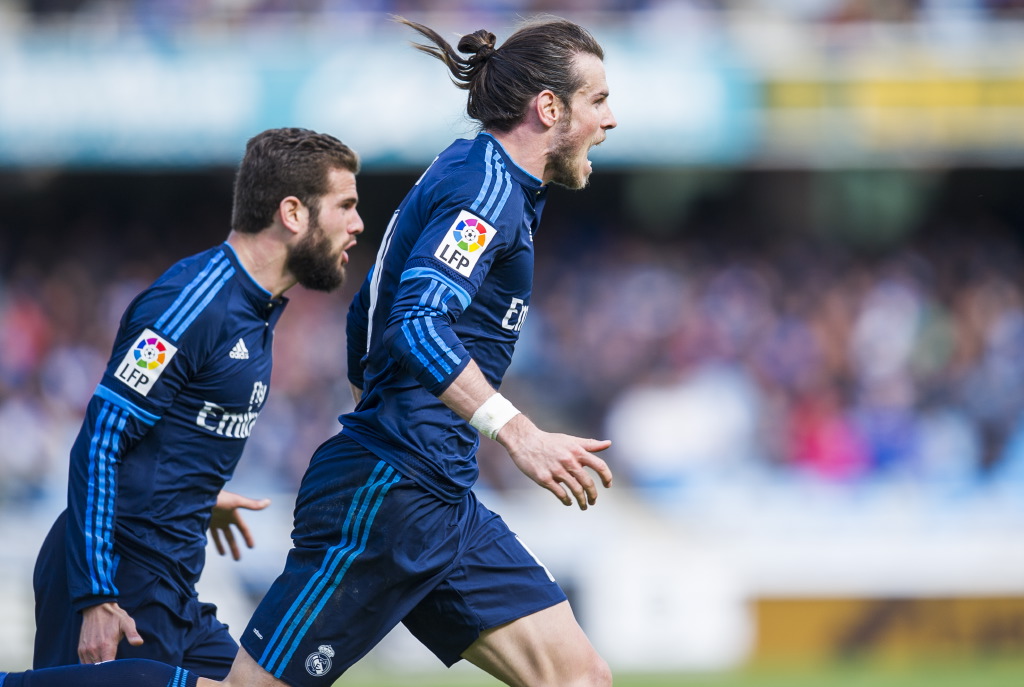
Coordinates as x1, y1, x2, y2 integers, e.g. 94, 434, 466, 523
478, 132, 547, 196
220, 242, 289, 318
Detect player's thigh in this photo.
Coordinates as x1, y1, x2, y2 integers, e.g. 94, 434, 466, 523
114, 568, 234, 680
462, 601, 611, 687
33, 511, 80, 668
115, 576, 195, 667
179, 601, 237, 680
240, 436, 461, 685
402, 495, 567, 668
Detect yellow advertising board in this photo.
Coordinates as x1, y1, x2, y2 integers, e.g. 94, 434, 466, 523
754, 596, 1024, 665
762, 76, 1024, 155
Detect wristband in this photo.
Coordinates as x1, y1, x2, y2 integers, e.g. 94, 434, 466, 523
469, 393, 521, 440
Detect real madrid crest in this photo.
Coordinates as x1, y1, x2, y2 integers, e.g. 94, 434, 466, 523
305, 644, 335, 677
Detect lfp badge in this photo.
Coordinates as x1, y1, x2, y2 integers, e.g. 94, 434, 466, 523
434, 209, 496, 277
115, 328, 178, 397
454, 216, 488, 252
134, 336, 169, 370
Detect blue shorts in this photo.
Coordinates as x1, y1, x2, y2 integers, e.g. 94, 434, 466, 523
32, 511, 237, 679
240, 434, 566, 687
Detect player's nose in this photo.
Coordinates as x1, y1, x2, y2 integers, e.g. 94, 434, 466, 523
603, 105, 617, 131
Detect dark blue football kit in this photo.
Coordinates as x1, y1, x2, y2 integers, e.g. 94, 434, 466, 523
33, 243, 286, 679
241, 133, 566, 686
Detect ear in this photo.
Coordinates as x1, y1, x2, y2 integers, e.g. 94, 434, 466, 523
535, 90, 563, 128
278, 196, 307, 236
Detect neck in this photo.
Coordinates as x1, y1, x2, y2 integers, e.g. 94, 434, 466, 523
226, 230, 296, 298
486, 127, 549, 184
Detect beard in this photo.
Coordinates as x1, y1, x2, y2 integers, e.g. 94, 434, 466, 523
285, 209, 346, 293
547, 115, 590, 191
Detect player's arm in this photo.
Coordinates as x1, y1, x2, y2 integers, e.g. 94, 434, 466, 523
379, 199, 612, 508
66, 297, 201, 662
438, 360, 612, 510
345, 267, 373, 405
65, 386, 153, 663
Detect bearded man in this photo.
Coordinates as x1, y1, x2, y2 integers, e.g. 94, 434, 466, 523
31, 127, 363, 680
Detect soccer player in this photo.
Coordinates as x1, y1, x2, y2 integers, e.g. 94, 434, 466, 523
2, 13, 616, 687
29, 128, 363, 678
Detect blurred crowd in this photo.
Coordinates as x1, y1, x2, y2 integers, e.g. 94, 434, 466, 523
529, 232, 1024, 499
7, 0, 1024, 32
0, 247, 359, 507
5, 170, 1024, 512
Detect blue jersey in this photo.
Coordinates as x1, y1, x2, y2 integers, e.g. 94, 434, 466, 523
64, 243, 286, 610
343, 133, 547, 503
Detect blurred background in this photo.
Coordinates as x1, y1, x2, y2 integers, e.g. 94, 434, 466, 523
3, 1, 1024, 685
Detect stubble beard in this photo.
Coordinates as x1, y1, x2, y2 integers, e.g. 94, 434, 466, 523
548, 116, 591, 191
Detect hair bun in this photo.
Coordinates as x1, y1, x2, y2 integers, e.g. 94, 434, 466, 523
459, 30, 497, 63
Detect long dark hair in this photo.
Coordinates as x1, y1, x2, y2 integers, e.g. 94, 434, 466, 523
231, 127, 360, 234
396, 15, 604, 132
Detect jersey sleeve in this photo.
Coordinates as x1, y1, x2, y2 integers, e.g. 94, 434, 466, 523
346, 267, 373, 391
64, 285, 213, 611
381, 181, 516, 396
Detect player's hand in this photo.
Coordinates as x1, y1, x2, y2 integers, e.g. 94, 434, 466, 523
78, 601, 143, 664
210, 489, 271, 561
497, 414, 613, 510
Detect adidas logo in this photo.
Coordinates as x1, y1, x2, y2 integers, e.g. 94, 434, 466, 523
229, 338, 249, 360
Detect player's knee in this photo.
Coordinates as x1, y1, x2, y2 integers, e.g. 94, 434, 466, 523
553, 651, 611, 687
585, 653, 613, 687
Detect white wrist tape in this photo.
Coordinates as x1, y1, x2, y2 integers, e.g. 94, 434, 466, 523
469, 393, 521, 440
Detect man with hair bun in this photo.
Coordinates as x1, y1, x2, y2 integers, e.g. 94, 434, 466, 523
2, 14, 616, 687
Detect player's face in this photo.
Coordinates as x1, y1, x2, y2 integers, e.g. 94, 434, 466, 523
547, 53, 617, 190
286, 167, 363, 292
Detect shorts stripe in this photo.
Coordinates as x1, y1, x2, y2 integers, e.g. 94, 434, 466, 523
165, 666, 188, 687
260, 461, 401, 676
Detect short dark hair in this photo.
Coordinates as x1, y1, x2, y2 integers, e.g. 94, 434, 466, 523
396, 15, 604, 133
231, 127, 360, 234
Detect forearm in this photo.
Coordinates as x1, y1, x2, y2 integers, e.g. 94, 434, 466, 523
438, 360, 533, 446
437, 359, 502, 421
439, 361, 611, 508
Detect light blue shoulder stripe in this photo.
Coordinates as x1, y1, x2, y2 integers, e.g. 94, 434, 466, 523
155, 252, 225, 333
400, 267, 471, 310
471, 140, 496, 212
491, 170, 514, 219
168, 266, 236, 339
162, 262, 235, 340
94, 384, 159, 425
479, 153, 507, 218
